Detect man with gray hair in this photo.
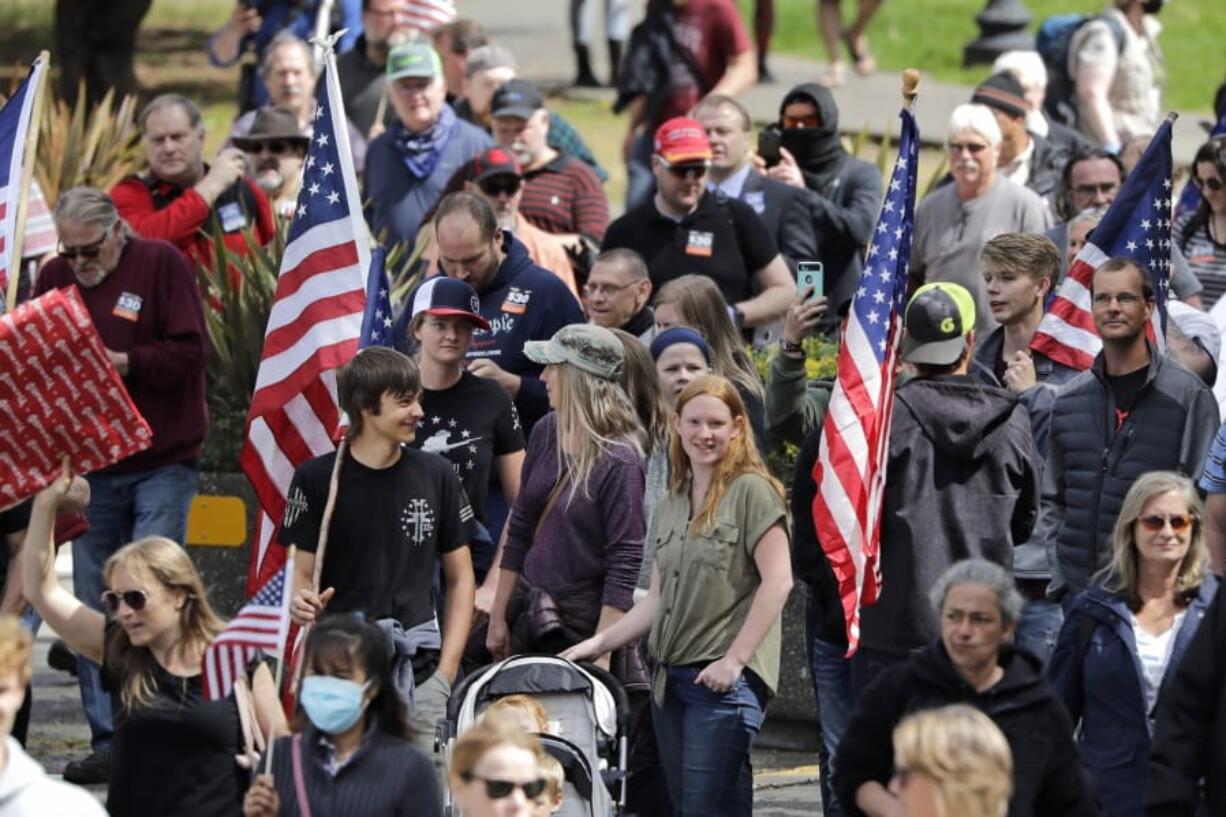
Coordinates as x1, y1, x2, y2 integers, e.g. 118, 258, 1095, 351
32, 187, 209, 785
992, 49, 1094, 156
910, 104, 1052, 334
111, 93, 275, 269
585, 248, 655, 343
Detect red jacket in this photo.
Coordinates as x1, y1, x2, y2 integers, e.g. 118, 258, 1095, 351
111, 174, 276, 271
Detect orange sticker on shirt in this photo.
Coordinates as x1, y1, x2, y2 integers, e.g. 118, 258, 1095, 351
685, 230, 714, 257
112, 292, 143, 322
501, 287, 530, 314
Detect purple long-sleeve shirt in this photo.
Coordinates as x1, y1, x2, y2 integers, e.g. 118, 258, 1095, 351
500, 412, 645, 611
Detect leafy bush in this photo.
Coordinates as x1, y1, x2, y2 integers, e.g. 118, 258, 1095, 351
35, 85, 144, 204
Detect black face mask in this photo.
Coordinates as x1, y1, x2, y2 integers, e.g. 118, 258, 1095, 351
1141, 0, 1164, 14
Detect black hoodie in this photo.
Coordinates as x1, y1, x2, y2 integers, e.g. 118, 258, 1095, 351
835, 642, 1098, 817
859, 375, 1039, 655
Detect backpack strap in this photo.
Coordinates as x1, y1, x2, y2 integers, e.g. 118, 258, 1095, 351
292, 734, 315, 817
1076, 610, 1098, 665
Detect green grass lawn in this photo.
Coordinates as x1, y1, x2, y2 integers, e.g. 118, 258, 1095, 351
746, 0, 1225, 112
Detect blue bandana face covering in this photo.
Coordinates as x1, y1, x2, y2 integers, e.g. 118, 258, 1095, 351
299, 676, 370, 734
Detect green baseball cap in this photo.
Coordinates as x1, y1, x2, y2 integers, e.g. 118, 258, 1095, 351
523, 324, 625, 381
900, 282, 977, 365
387, 42, 442, 81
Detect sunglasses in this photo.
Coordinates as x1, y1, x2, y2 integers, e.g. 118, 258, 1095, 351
59, 234, 108, 261
101, 589, 149, 613
254, 140, 296, 156
461, 773, 547, 800
948, 141, 988, 155
479, 177, 521, 197
661, 161, 710, 180
1137, 513, 1195, 532
1195, 176, 1224, 192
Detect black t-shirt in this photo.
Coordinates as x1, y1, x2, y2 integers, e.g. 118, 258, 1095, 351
0, 501, 31, 593
601, 191, 779, 306
102, 622, 245, 817
410, 371, 525, 527
1107, 366, 1149, 430
279, 446, 475, 628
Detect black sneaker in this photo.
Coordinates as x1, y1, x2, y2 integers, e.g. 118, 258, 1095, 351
63, 749, 111, 785
48, 639, 78, 677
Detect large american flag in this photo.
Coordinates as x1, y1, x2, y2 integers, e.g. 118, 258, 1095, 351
0, 56, 47, 313
1031, 115, 1175, 370
202, 560, 293, 701
240, 41, 371, 595
811, 107, 918, 655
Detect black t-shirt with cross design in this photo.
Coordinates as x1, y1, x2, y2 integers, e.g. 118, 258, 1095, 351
279, 446, 475, 629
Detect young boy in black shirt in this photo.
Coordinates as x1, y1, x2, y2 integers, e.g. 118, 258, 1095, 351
284, 347, 476, 765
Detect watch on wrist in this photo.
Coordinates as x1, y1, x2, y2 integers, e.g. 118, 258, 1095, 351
779, 337, 803, 355
733, 306, 746, 329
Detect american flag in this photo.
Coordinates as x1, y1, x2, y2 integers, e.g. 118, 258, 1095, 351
240, 41, 371, 595
0, 56, 47, 313
1031, 115, 1175, 370
811, 107, 918, 655
203, 561, 293, 700
397, 0, 457, 34
360, 246, 395, 348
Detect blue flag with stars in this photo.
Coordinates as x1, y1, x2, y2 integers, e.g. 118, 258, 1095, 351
359, 246, 395, 348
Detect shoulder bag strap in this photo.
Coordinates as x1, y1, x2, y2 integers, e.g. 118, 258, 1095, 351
291, 734, 314, 817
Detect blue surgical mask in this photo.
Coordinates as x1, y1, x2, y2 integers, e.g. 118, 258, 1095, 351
299, 676, 370, 734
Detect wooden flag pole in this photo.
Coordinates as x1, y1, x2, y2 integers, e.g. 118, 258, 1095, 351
5, 51, 51, 313
902, 68, 920, 111
263, 545, 298, 776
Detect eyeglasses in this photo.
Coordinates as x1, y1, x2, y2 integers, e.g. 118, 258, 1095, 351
948, 141, 989, 155
583, 280, 639, 297
1091, 292, 1144, 307
461, 773, 547, 800
1073, 181, 1119, 197
59, 234, 108, 261
660, 160, 710, 180
101, 589, 149, 613
1138, 513, 1195, 532
1195, 176, 1224, 193
479, 177, 521, 198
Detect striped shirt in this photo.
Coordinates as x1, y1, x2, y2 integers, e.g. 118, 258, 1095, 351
520, 154, 609, 242
1176, 211, 1226, 308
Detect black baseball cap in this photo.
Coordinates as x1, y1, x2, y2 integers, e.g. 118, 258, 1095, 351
491, 79, 544, 119
409, 277, 490, 330
900, 283, 976, 365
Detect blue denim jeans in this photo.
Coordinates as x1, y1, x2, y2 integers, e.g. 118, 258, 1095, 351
652, 664, 766, 817
625, 132, 657, 211
1013, 597, 1064, 667
806, 594, 853, 817
74, 463, 198, 748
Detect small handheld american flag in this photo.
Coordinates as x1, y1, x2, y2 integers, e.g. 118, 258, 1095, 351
202, 554, 294, 701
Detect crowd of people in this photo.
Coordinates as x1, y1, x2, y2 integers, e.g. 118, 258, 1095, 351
5, 0, 1226, 815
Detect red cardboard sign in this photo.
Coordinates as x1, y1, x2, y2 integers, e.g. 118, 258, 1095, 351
0, 286, 152, 507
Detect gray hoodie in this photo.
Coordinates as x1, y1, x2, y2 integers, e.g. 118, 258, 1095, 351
859, 375, 1040, 655
0, 737, 106, 817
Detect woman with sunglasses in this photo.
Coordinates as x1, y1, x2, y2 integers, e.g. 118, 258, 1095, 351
449, 712, 549, 817
1176, 137, 1226, 308
563, 375, 793, 816
1048, 471, 1217, 817
242, 614, 441, 817
21, 460, 287, 816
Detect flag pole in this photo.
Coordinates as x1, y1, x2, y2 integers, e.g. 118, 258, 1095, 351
264, 545, 297, 777
902, 68, 920, 111
5, 51, 50, 313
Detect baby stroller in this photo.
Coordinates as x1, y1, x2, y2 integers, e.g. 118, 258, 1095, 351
439, 655, 630, 817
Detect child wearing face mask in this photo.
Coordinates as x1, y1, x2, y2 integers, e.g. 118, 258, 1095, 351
243, 615, 442, 817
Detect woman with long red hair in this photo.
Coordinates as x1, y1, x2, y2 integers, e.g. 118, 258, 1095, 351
563, 374, 793, 816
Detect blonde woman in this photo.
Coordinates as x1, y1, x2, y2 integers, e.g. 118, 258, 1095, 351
486, 325, 646, 674
654, 275, 768, 452
890, 704, 1013, 817
22, 461, 286, 817
563, 375, 793, 816
1049, 471, 1217, 817
448, 713, 548, 817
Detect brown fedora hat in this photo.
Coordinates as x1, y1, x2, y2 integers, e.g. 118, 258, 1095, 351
232, 107, 310, 151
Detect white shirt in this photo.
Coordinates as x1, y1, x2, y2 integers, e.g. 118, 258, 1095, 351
1132, 610, 1185, 717
999, 136, 1035, 190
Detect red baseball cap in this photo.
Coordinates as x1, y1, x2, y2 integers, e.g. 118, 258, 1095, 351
653, 117, 712, 164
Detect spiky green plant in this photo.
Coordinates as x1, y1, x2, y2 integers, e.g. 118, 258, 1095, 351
35, 85, 144, 205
